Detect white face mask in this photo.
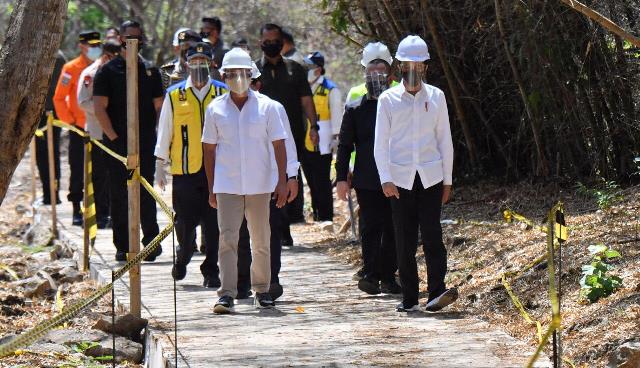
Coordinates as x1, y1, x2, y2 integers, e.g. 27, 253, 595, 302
307, 68, 319, 83
87, 46, 102, 61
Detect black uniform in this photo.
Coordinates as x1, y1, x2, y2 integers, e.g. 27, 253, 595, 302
335, 96, 397, 283
93, 55, 163, 254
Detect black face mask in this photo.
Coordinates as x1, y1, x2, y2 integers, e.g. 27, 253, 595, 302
261, 41, 283, 58
122, 35, 144, 50
200, 31, 210, 39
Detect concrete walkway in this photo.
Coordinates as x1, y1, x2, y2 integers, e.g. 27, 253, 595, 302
18, 149, 549, 367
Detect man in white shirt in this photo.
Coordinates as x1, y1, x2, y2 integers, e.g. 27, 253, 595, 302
76, 39, 121, 229
303, 51, 342, 223
374, 35, 458, 313
202, 48, 288, 313
155, 43, 228, 289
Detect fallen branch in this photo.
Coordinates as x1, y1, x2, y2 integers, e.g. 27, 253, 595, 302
559, 0, 640, 48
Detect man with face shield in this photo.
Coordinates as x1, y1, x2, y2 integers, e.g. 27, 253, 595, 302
155, 43, 228, 288
160, 29, 202, 90
202, 48, 289, 313
53, 31, 102, 226
373, 35, 457, 312
344, 42, 400, 103
335, 44, 401, 296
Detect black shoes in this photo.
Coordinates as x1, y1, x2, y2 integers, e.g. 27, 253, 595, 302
203, 275, 221, 289
358, 277, 381, 295
96, 216, 110, 229
214, 295, 234, 314
425, 288, 459, 312
199, 243, 206, 254
72, 202, 83, 226
172, 264, 187, 280
281, 237, 294, 247
268, 283, 283, 301
236, 289, 253, 299
144, 245, 162, 262
396, 303, 421, 312
254, 293, 275, 309
115, 250, 127, 262
352, 268, 365, 281
381, 279, 402, 294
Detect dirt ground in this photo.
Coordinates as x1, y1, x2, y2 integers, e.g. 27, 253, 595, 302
306, 180, 640, 368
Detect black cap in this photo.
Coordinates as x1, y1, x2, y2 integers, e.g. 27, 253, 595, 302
79, 31, 101, 45
186, 42, 213, 60
103, 39, 121, 55
201, 17, 222, 32
304, 51, 325, 68
231, 37, 248, 48
179, 29, 202, 44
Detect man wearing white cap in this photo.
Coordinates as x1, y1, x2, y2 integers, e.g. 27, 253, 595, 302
373, 35, 457, 312
202, 48, 289, 313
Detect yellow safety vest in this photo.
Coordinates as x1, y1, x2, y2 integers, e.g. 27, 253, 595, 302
168, 85, 223, 175
305, 79, 334, 152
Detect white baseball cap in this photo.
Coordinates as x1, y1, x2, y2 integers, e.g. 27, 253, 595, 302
219, 47, 253, 72
361, 42, 393, 67
395, 35, 430, 62
172, 27, 190, 47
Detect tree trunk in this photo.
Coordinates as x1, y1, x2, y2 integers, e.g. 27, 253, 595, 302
0, 0, 69, 205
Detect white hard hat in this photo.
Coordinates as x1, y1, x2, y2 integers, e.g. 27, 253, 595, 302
251, 62, 261, 79
219, 47, 253, 72
361, 42, 393, 67
172, 27, 190, 47
395, 35, 430, 62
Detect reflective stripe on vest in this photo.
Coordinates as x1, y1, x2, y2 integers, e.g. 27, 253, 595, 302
305, 82, 333, 152
168, 85, 223, 175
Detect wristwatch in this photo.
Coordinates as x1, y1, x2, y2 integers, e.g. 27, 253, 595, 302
288, 175, 298, 181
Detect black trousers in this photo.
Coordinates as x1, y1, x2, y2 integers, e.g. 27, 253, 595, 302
301, 151, 333, 221
238, 198, 283, 287
91, 144, 110, 220
106, 143, 159, 253
172, 171, 219, 278
35, 116, 60, 203
355, 188, 397, 282
68, 132, 84, 204
390, 177, 447, 307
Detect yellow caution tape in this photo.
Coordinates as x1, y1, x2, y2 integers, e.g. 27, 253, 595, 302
501, 274, 543, 343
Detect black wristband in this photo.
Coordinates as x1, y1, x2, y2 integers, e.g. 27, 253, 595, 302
310, 124, 320, 131
288, 175, 298, 181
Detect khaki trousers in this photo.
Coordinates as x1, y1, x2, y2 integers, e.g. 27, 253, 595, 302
216, 193, 271, 297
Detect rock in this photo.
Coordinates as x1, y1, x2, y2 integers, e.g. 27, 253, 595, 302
50, 242, 74, 260
29, 342, 69, 355
92, 313, 148, 341
58, 267, 84, 284
84, 336, 143, 364
40, 259, 77, 279
10, 276, 54, 298
0, 334, 16, 345
41, 328, 109, 347
608, 341, 640, 368
518, 222, 532, 231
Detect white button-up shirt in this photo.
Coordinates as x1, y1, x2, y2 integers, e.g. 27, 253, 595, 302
374, 82, 454, 190
155, 77, 212, 162
270, 97, 300, 178
202, 89, 288, 195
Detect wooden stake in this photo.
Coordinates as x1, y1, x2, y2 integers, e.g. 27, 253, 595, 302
83, 139, 90, 272
46, 112, 58, 238
126, 39, 141, 318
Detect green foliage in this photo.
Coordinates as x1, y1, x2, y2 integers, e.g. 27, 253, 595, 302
576, 180, 624, 210
71, 341, 100, 353
579, 244, 623, 303
321, 0, 349, 33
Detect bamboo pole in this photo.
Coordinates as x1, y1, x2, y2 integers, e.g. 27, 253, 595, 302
82, 139, 90, 272
560, 0, 640, 48
46, 112, 58, 238
126, 39, 141, 318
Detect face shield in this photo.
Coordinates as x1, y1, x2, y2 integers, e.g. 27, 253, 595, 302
224, 69, 252, 95
400, 62, 426, 91
187, 58, 211, 87
365, 71, 389, 99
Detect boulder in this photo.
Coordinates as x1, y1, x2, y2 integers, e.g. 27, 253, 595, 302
50, 242, 74, 260
10, 276, 54, 298
40, 259, 77, 279
92, 313, 148, 341
58, 267, 84, 284
608, 341, 640, 368
84, 336, 143, 364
